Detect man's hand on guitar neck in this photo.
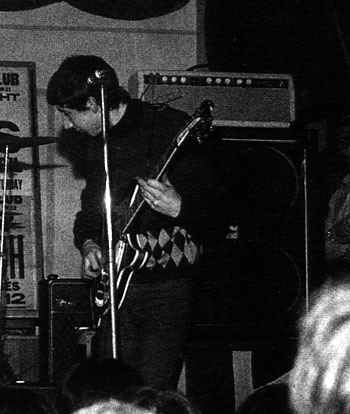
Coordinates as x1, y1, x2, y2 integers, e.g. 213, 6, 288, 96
137, 174, 182, 218
81, 239, 103, 279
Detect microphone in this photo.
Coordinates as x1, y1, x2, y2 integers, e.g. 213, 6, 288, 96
87, 69, 111, 85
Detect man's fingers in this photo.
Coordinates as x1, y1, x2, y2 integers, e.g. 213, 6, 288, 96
138, 177, 164, 191
136, 175, 180, 217
83, 254, 102, 279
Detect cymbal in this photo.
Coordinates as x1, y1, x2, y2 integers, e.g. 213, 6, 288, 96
0, 133, 56, 153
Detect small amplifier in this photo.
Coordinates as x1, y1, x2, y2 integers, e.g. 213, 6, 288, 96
128, 71, 295, 128
39, 278, 93, 383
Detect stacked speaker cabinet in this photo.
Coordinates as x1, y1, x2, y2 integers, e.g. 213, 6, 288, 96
193, 126, 324, 345
185, 127, 324, 414
39, 278, 93, 383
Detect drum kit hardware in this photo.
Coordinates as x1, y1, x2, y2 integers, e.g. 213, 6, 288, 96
13, 161, 65, 171
0, 132, 56, 153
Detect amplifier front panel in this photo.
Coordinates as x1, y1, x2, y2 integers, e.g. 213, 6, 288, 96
129, 71, 295, 128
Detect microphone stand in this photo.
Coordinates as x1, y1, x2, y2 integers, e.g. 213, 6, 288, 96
98, 80, 119, 359
0, 143, 18, 383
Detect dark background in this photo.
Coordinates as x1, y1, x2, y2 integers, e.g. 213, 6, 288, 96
205, 0, 350, 126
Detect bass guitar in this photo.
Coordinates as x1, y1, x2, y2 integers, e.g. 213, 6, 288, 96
92, 99, 214, 318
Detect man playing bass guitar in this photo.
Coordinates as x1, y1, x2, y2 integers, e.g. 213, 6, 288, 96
46, 55, 231, 391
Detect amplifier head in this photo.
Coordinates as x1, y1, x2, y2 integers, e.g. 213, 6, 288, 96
128, 71, 296, 128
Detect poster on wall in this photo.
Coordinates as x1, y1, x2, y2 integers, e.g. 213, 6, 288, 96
0, 62, 43, 318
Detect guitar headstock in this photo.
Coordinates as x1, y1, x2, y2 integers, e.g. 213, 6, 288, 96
191, 99, 214, 144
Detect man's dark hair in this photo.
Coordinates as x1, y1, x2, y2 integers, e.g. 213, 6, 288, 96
46, 55, 130, 110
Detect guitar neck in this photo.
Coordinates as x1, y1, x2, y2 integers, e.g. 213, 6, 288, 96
121, 140, 179, 234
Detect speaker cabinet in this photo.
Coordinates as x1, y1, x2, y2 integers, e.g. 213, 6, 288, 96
186, 127, 324, 414
193, 127, 325, 345
39, 278, 93, 383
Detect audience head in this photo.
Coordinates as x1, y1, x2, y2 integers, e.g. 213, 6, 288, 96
120, 386, 201, 414
0, 386, 54, 414
289, 281, 350, 414
73, 399, 152, 414
55, 357, 144, 414
70, 387, 201, 414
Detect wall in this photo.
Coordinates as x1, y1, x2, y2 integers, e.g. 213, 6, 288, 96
0, 0, 201, 280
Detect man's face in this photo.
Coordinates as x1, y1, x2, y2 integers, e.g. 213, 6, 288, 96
57, 104, 102, 137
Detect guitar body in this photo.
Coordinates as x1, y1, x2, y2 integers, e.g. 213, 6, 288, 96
115, 235, 149, 306
93, 235, 149, 316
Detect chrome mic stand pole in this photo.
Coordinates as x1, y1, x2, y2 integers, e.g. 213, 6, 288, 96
0, 143, 17, 383
97, 77, 119, 359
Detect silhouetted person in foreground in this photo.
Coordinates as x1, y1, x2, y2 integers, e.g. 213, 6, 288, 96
55, 357, 144, 414
289, 280, 350, 414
